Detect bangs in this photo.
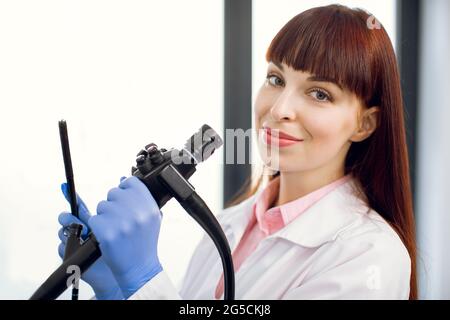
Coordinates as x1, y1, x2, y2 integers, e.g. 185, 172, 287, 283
266, 5, 381, 106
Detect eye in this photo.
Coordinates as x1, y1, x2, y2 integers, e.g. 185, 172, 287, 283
308, 88, 332, 102
265, 74, 284, 87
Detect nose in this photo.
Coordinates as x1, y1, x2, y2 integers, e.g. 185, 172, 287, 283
270, 90, 297, 121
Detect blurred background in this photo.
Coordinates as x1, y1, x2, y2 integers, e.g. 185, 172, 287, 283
0, 0, 448, 299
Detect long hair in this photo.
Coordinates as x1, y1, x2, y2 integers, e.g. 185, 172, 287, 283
226, 4, 417, 299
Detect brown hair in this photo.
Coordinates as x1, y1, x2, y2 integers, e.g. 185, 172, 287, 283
226, 4, 417, 299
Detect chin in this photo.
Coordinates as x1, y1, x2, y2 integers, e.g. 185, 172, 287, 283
260, 156, 299, 173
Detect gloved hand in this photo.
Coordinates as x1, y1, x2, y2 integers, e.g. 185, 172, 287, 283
88, 176, 163, 299
58, 183, 124, 300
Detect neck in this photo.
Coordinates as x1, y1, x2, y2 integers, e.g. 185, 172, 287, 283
274, 165, 346, 207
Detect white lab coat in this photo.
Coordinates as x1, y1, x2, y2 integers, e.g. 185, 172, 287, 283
129, 177, 411, 300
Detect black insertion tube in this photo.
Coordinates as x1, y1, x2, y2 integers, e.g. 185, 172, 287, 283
58, 120, 79, 218
180, 192, 235, 300
30, 234, 102, 300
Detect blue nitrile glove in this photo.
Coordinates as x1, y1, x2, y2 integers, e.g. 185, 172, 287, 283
58, 183, 124, 300
88, 176, 163, 299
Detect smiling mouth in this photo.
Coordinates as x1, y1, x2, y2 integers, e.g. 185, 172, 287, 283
262, 128, 304, 147
263, 126, 303, 140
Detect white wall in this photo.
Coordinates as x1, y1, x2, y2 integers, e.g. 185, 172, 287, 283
0, 0, 223, 299
417, 0, 450, 299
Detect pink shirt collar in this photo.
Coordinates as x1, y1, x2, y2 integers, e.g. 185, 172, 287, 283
253, 174, 352, 235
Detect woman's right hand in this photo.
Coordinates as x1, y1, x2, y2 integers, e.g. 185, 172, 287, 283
57, 183, 124, 300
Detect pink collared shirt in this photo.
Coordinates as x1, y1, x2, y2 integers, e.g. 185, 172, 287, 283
215, 174, 352, 299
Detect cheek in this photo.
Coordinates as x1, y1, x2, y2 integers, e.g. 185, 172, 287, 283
286, 110, 356, 170
256, 110, 355, 172
304, 109, 355, 143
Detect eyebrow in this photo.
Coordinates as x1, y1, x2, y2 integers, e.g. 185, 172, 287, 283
270, 61, 343, 91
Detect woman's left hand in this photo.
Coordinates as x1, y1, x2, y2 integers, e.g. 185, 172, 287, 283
88, 176, 163, 299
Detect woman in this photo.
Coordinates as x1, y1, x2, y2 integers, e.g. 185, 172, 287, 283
58, 4, 416, 300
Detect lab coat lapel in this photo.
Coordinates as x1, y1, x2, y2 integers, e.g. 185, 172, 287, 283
219, 177, 370, 250
272, 178, 371, 248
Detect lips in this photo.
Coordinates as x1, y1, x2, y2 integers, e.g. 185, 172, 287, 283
263, 127, 303, 141
262, 127, 304, 147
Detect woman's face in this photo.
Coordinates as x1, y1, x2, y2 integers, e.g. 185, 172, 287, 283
254, 61, 377, 175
